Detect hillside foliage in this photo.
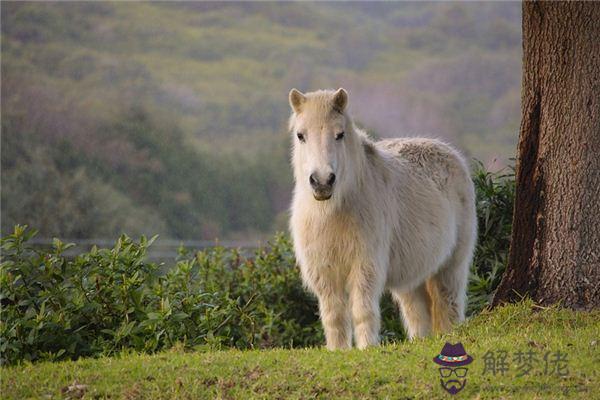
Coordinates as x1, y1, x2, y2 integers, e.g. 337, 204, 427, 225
1, 2, 520, 240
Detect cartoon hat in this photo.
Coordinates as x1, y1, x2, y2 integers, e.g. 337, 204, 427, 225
433, 342, 473, 367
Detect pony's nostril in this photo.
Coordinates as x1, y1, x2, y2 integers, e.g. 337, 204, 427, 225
327, 173, 336, 186
310, 173, 335, 189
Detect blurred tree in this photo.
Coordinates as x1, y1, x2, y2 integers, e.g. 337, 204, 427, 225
493, 2, 600, 309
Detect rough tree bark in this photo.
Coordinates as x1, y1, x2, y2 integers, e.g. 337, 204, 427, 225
493, 2, 600, 310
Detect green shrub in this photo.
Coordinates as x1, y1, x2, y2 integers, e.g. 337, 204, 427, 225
0, 162, 514, 364
468, 160, 515, 315
0, 226, 322, 365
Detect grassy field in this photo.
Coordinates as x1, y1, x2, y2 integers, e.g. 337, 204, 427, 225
2, 301, 598, 399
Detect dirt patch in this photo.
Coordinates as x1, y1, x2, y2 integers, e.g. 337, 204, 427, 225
122, 382, 143, 400
244, 366, 263, 381
60, 382, 88, 399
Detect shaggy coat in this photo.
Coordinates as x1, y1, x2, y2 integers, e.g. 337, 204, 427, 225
288, 88, 477, 349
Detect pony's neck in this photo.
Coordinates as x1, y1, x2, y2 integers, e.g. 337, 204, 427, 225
350, 125, 376, 188
327, 125, 377, 213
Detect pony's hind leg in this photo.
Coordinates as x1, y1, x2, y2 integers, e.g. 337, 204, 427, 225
426, 235, 473, 333
424, 196, 476, 334
391, 283, 433, 339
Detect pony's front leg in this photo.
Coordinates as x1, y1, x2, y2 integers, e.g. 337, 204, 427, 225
349, 263, 386, 349
317, 291, 352, 350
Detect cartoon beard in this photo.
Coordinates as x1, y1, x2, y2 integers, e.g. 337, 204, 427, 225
440, 378, 466, 395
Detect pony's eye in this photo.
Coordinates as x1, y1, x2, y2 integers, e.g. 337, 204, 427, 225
296, 133, 305, 143
335, 131, 345, 141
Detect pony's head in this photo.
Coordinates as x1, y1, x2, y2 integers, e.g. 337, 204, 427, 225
288, 88, 363, 203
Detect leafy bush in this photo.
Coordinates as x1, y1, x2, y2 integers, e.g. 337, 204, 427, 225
0, 226, 322, 365
0, 162, 514, 364
468, 161, 515, 315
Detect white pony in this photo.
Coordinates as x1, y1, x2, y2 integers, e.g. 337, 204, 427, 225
288, 88, 476, 349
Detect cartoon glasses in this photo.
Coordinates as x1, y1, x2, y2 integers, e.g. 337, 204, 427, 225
439, 367, 468, 378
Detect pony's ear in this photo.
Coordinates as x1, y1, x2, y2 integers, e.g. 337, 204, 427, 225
289, 88, 306, 113
332, 88, 348, 112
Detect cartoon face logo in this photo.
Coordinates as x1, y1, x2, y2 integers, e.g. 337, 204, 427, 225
433, 342, 473, 395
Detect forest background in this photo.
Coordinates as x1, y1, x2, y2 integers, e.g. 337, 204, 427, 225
1, 2, 521, 241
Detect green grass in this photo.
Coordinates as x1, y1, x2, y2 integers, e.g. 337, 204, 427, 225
2, 301, 598, 399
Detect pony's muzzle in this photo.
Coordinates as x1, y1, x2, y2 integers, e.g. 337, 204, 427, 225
309, 172, 335, 201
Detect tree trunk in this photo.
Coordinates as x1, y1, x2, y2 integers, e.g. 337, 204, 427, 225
492, 2, 600, 310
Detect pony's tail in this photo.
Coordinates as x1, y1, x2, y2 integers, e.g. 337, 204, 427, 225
426, 277, 456, 334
